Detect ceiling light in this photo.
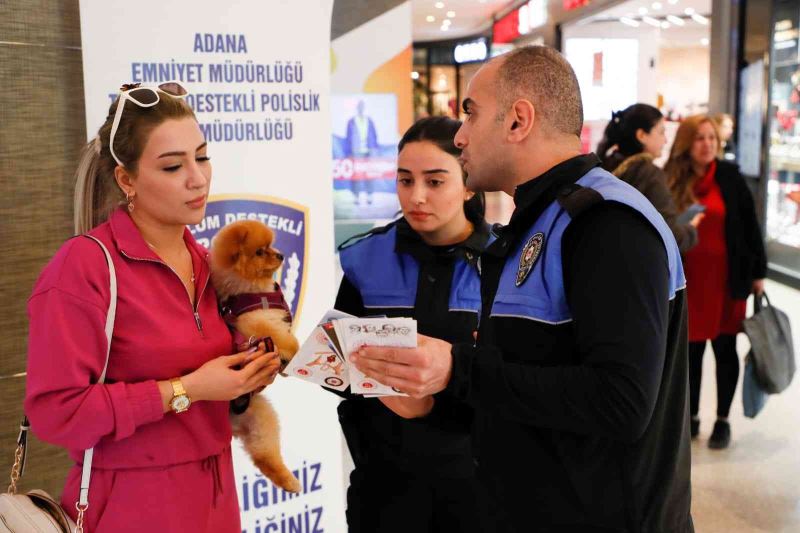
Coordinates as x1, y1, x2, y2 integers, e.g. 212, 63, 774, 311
642, 16, 662, 27
666, 15, 685, 26
652, 2, 663, 9
442, 18, 451, 25
620, 17, 640, 27
426, 15, 435, 22
639, 7, 648, 15
661, 21, 670, 29
775, 20, 793, 31
668, 0, 679, 4
700, 37, 709, 45
692, 13, 709, 25
435, 2, 444, 8
447, 10, 456, 18
684, 7, 695, 15
411, 71, 420, 80
440, 24, 450, 31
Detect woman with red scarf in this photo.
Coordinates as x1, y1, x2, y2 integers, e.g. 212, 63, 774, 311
665, 115, 767, 449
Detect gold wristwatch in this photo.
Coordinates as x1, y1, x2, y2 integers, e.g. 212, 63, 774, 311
169, 378, 191, 413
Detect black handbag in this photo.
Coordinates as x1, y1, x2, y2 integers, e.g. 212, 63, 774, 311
742, 292, 795, 394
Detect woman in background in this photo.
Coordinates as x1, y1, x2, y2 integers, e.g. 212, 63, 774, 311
665, 114, 766, 449
597, 103, 702, 252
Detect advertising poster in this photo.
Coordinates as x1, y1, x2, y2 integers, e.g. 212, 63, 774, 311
331, 93, 400, 220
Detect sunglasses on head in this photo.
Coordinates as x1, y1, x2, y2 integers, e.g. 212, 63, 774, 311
109, 81, 188, 167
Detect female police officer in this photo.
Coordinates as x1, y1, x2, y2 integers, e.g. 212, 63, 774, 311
334, 116, 490, 533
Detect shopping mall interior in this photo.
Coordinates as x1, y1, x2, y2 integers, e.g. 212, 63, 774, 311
1, 1, 799, 532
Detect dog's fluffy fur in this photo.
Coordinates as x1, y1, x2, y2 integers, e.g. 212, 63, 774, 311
210, 220, 300, 493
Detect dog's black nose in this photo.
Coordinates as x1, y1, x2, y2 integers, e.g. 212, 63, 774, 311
276, 253, 284, 262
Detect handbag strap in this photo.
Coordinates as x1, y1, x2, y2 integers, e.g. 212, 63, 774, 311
751, 291, 790, 345
753, 291, 779, 321
8, 236, 116, 531
753, 292, 770, 313
6, 236, 115, 533
761, 292, 772, 310
77, 236, 117, 514
753, 293, 763, 313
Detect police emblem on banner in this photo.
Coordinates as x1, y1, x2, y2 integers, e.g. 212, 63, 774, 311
516, 232, 544, 287
190, 195, 308, 321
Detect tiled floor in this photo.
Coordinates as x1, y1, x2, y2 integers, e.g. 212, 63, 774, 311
690, 279, 800, 532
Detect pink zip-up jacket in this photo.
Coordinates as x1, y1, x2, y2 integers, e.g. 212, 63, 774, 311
25, 208, 234, 469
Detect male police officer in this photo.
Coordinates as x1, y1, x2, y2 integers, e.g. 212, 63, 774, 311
351, 46, 694, 533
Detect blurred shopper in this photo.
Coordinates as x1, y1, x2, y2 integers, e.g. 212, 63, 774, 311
336, 116, 491, 533
666, 115, 767, 449
713, 113, 737, 161
25, 82, 279, 531
598, 103, 702, 252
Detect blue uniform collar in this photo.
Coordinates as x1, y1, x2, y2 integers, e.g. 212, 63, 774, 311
394, 217, 490, 266
487, 154, 601, 260
511, 153, 601, 225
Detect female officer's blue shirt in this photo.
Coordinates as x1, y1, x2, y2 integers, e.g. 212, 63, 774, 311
335, 218, 490, 477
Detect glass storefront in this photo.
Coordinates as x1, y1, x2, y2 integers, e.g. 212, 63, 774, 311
412, 47, 430, 120
560, 0, 711, 161
766, 0, 800, 279
430, 65, 459, 118
412, 37, 489, 121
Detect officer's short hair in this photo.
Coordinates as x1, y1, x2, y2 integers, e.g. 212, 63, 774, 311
495, 45, 584, 137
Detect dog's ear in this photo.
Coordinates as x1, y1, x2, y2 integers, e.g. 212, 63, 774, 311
263, 227, 275, 248
212, 222, 251, 268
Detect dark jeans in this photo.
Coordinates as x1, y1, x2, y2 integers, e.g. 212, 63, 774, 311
689, 334, 740, 418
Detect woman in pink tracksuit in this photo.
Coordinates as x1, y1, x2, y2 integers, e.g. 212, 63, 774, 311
24, 83, 280, 532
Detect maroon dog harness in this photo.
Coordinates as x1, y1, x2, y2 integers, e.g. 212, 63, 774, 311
220, 282, 293, 346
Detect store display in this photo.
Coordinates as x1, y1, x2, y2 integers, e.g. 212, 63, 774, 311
766, 3, 800, 264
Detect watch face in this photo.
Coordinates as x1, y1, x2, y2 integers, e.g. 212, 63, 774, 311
171, 395, 190, 412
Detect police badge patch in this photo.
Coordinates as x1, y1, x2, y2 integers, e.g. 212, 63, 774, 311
190, 195, 308, 320
516, 232, 544, 287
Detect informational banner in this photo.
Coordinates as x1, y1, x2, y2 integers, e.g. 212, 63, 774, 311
79, 1, 345, 531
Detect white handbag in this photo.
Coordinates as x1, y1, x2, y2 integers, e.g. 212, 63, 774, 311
0, 236, 117, 533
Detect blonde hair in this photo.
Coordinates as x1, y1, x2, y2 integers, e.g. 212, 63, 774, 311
664, 115, 721, 212
73, 91, 195, 234
713, 112, 733, 127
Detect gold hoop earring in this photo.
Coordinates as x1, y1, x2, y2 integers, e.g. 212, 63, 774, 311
125, 192, 135, 213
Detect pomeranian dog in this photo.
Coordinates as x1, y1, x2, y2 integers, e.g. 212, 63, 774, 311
210, 220, 301, 493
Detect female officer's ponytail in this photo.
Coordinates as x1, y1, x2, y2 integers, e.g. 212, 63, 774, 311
397, 116, 485, 223
463, 191, 485, 225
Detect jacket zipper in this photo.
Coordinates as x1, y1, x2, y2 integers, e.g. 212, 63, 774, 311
474, 257, 483, 345
119, 250, 207, 335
